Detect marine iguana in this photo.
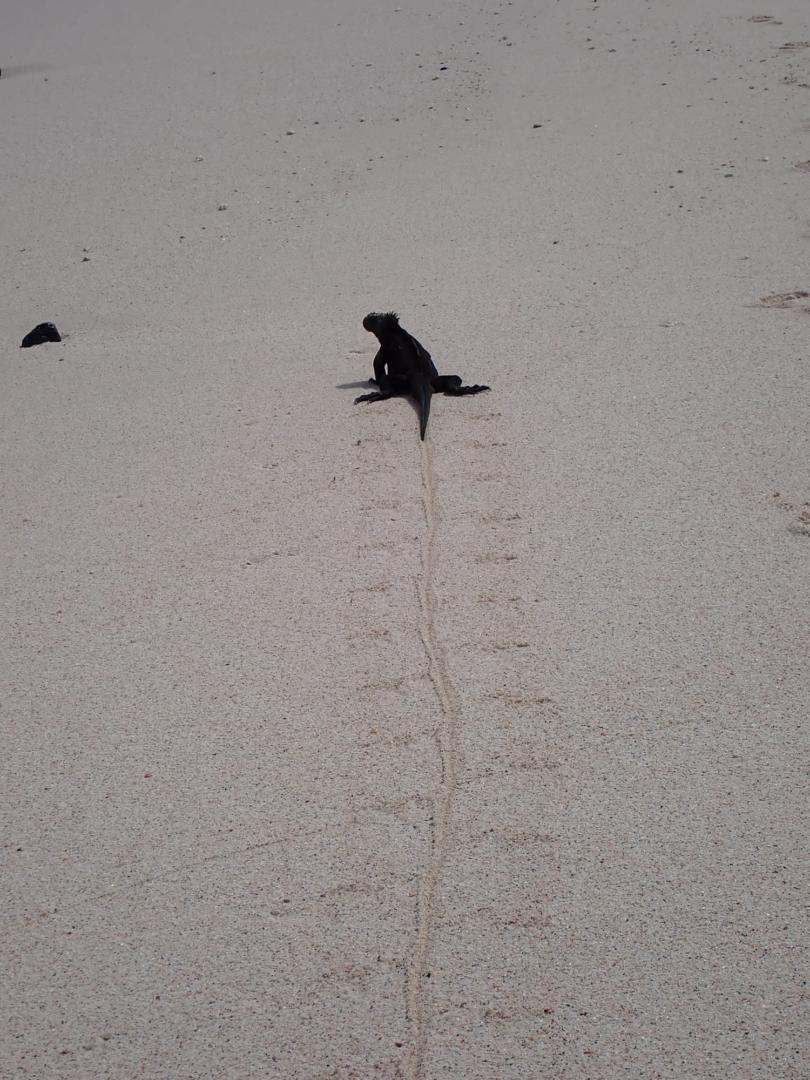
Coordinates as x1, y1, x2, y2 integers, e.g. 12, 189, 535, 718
354, 312, 489, 440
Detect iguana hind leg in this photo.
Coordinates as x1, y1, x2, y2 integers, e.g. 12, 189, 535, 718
433, 375, 490, 395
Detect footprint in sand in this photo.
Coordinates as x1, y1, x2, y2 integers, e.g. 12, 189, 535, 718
771, 492, 810, 536
489, 691, 555, 707
758, 290, 810, 310
480, 511, 521, 523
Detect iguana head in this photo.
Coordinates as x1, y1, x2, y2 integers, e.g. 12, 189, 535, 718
363, 311, 400, 336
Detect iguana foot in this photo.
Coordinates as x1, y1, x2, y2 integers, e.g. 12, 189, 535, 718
354, 391, 392, 404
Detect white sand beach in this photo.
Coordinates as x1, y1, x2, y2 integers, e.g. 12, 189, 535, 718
2, 1, 809, 1076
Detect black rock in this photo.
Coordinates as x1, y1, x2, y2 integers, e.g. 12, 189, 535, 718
21, 322, 61, 348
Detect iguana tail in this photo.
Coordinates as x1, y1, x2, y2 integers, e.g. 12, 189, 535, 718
412, 374, 432, 440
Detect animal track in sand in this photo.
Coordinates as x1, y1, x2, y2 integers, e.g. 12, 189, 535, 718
480, 511, 521, 523
361, 729, 417, 751
361, 537, 411, 551
352, 580, 393, 594
758, 290, 810, 310
355, 393, 532, 1075
349, 626, 391, 640
488, 691, 555, 707
361, 499, 404, 512
771, 491, 810, 536
399, 440, 465, 1080
362, 675, 411, 692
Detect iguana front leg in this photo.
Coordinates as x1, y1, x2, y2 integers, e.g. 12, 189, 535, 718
354, 349, 393, 403
372, 350, 393, 394
354, 390, 392, 404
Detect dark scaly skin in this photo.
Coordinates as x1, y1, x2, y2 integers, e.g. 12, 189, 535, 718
354, 312, 489, 440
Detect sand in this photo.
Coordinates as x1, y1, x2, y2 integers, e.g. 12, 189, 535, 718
2, 1, 809, 1077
